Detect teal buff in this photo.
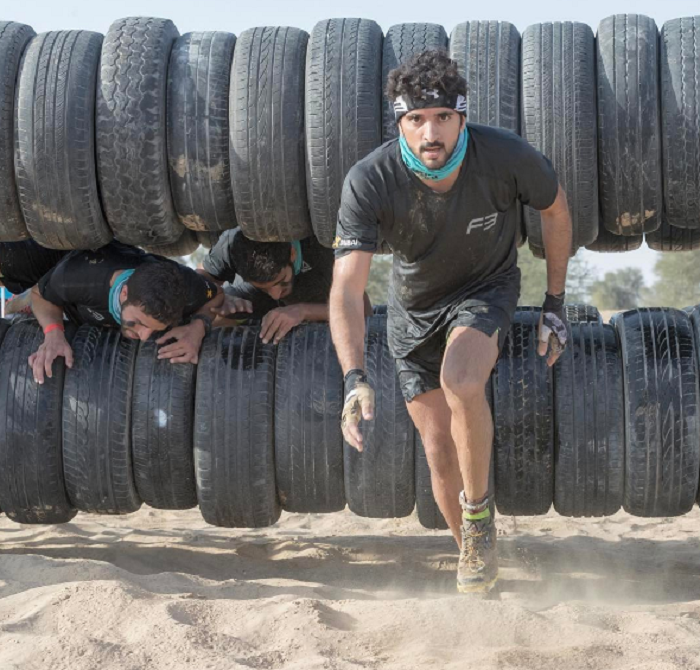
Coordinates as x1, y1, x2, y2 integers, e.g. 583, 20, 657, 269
399, 127, 469, 181
291, 240, 303, 275
109, 269, 135, 325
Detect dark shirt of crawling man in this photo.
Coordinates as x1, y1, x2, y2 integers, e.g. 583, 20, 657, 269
29, 241, 222, 384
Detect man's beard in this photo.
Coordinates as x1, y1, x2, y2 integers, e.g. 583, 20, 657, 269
419, 141, 448, 168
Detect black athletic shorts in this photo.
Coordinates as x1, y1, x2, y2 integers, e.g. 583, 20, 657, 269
394, 286, 519, 403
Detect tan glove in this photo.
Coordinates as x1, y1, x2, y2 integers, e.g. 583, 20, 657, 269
341, 370, 375, 452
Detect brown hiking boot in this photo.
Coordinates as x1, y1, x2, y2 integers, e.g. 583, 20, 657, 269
457, 493, 498, 594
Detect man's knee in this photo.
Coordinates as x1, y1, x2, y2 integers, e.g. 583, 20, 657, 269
440, 366, 490, 405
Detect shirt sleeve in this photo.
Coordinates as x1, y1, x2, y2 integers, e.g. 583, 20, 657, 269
334, 166, 381, 258
202, 229, 238, 282
37, 254, 82, 307
510, 137, 560, 210
180, 265, 219, 316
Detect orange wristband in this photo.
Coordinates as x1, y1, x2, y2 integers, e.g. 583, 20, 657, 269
43, 323, 65, 336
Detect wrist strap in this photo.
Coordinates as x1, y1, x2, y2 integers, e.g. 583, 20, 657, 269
543, 291, 565, 311
43, 323, 65, 336
190, 314, 212, 336
344, 368, 367, 388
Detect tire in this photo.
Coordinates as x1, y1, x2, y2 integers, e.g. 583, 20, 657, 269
131, 340, 197, 510
522, 22, 598, 252
0, 22, 34, 242
0, 318, 9, 346
196, 230, 223, 249
167, 31, 237, 232
612, 308, 700, 516
15, 31, 111, 250
597, 15, 662, 236
564, 304, 603, 324
493, 319, 553, 515
306, 19, 383, 248
274, 323, 345, 513
194, 327, 280, 527
646, 218, 700, 251
382, 23, 448, 142
0, 319, 76, 523
554, 322, 623, 517
415, 379, 495, 530
97, 17, 183, 247
62, 326, 141, 514
585, 223, 643, 252
344, 316, 415, 517
142, 227, 199, 258
449, 21, 520, 132
513, 306, 541, 326
660, 18, 700, 229
230, 27, 312, 243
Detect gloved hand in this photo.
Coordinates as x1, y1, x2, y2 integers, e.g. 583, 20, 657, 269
538, 291, 568, 367
341, 369, 375, 452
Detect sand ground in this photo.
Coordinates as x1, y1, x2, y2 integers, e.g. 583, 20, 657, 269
1, 506, 700, 669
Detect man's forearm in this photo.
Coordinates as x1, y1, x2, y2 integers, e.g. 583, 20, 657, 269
299, 303, 329, 322
540, 187, 572, 295
330, 288, 366, 374
30, 287, 64, 329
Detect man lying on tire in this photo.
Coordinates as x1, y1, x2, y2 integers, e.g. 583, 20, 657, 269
330, 50, 572, 594
200, 228, 370, 344
0, 240, 67, 316
28, 241, 222, 384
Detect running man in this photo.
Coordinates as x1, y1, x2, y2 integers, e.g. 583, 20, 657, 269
29, 241, 222, 384
330, 50, 572, 593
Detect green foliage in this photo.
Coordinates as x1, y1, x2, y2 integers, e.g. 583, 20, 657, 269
649, 251, 700, 309
366, 254, 393, 306
517, 248, 547, 305
589, 267, 646, 310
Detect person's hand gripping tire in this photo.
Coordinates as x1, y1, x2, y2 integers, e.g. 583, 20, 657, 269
341, 369, 375, 452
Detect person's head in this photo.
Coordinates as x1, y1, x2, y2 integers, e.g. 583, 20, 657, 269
119, 262, 187, 341
386, 49, 467, 169
231, 235, 297, 301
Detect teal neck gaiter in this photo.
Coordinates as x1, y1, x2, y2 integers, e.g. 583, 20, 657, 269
109, 269, 135, 324
399, 127, 469, 181
291, 240, 303, 275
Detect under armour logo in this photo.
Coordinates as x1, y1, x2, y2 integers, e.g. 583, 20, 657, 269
466, 213, 499, 235
423, 89, 440, 99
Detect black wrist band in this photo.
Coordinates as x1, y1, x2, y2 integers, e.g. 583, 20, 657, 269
344, 368, 367, 387
543, 291, 565, 311
190, 314, 212, 336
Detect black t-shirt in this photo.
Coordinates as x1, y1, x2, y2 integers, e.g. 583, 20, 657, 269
203, 228, 334, 311
334, 123, 559, 357
0, 240, 67, 295
38, 241, 218, 327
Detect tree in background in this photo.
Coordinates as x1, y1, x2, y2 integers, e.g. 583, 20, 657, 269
649, 252, 700, 309
589, 267, 646, 310
366, 255, 392, 305
517, 248, 548, 305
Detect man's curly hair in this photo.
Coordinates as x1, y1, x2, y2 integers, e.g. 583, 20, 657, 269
385, 49, 466, 103
124, 261, 187, 325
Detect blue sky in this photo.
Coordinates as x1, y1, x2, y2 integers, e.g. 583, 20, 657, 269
10, 0, 699, 286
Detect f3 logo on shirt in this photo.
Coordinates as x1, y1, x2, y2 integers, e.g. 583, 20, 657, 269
466, 212, 498, 235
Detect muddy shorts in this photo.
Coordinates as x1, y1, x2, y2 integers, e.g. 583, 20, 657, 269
395, 300, 517, 403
